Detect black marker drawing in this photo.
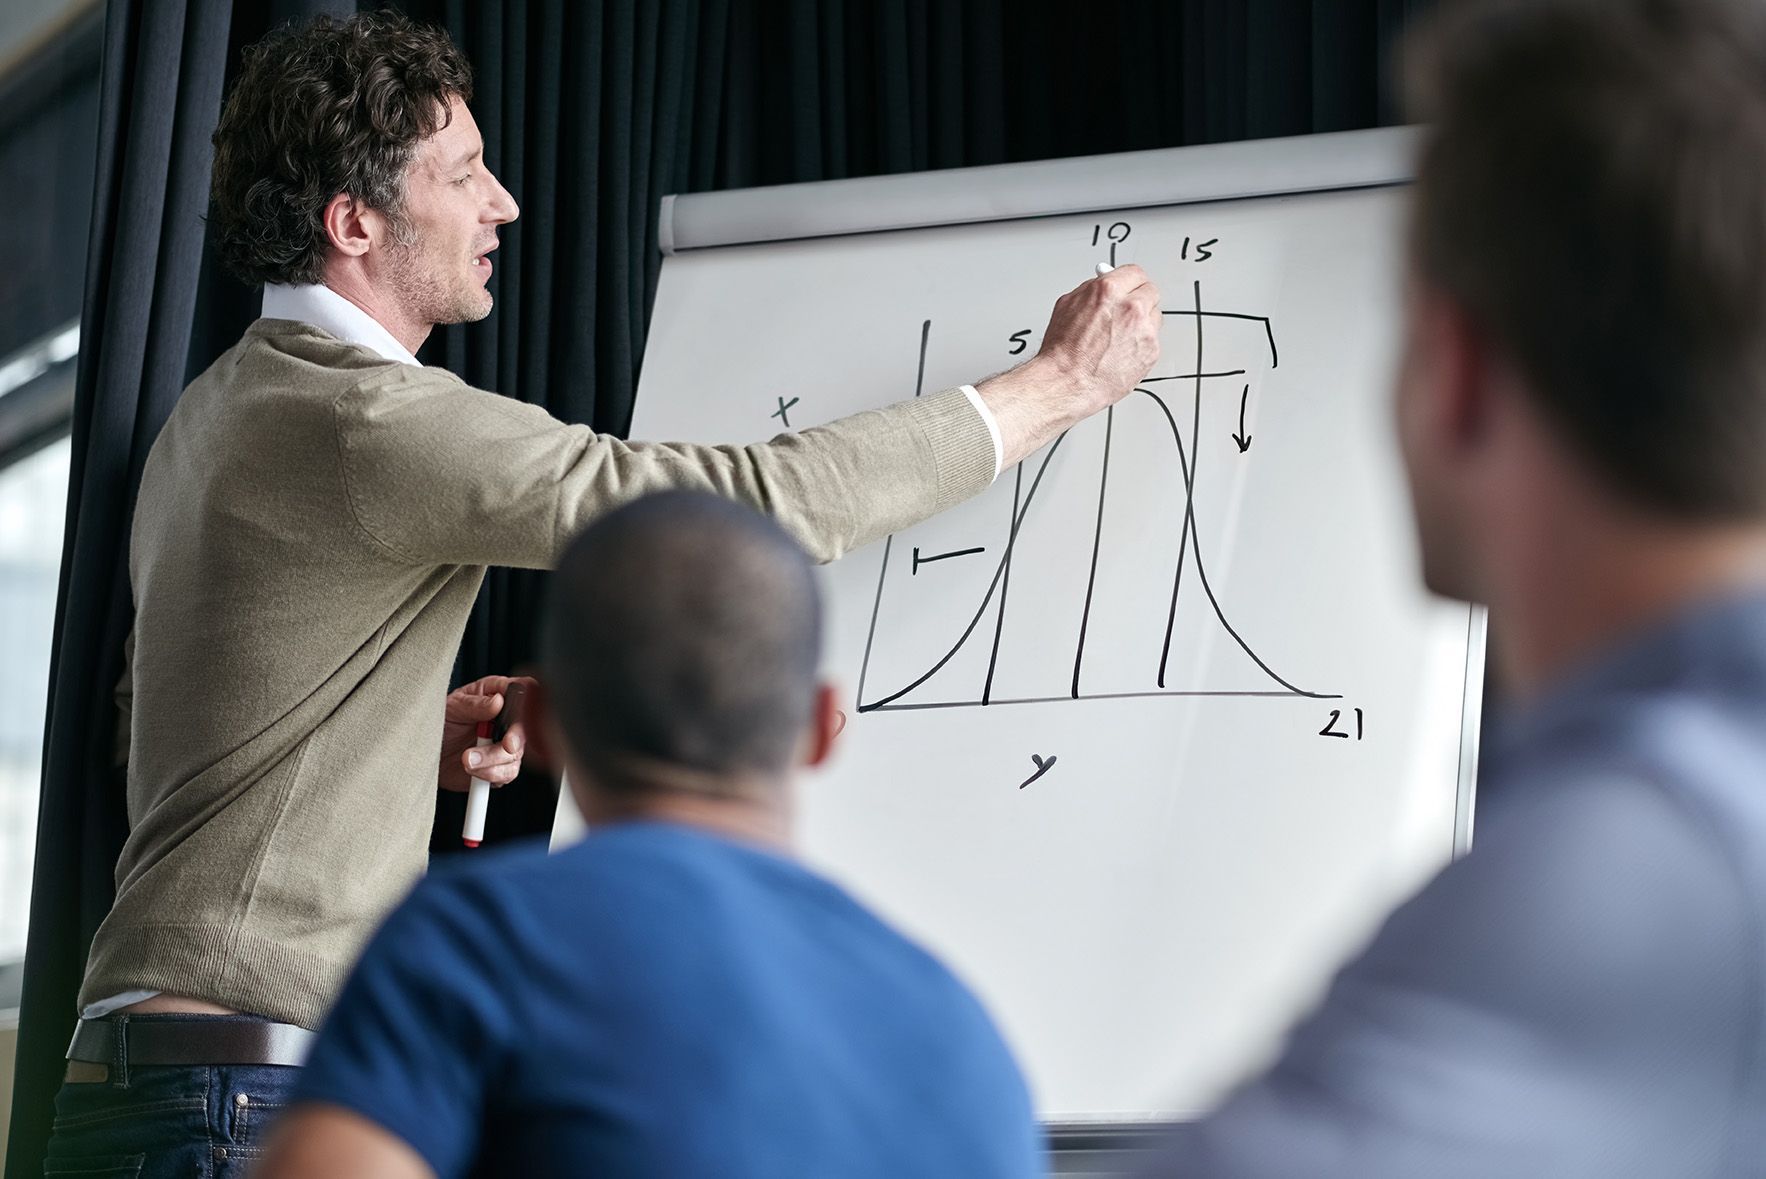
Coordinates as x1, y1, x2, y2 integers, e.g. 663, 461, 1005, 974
855, 280, 1338, 714
1019, 754, 1057, 789
1232, 385, 1252, 453
1140, 369, 1246, 383
913, 546, 986, 574
772, 396, 799, 427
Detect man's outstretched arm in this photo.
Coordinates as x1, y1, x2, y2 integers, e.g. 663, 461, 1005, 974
331, 267, 1161, 571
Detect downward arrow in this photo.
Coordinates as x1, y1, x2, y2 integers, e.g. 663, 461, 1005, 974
1232, 384, 1253, 453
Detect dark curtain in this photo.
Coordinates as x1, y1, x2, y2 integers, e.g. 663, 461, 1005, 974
5, 3, 351, 1173
9, 2, 1425, 1171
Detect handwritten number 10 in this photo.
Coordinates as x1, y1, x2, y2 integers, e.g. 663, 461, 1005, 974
1091, 222, 1132, 248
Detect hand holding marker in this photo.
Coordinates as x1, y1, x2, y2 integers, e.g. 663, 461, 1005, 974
464, 680, 527, 848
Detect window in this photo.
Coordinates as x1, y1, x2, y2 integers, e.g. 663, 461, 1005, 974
0, 435, 69, 963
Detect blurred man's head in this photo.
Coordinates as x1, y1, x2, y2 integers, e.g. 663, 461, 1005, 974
1395, 0, 1766, 603
210, 11, 518, 347
538, 492, 839, 828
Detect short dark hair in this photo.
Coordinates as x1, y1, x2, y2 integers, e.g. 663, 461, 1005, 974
1404, 0, 1766, 518
209, 11, 473, 287
542, 493, 823, 793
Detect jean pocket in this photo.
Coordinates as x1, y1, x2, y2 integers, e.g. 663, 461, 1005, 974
43, 1154, 145, 1177
50, 1095, 205, 1135
49, 1077, 208, 1166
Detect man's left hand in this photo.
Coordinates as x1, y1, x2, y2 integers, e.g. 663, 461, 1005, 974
439, 675, 535, 792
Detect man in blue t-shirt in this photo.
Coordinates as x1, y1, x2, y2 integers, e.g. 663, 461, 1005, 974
254, 491, 1039, 1178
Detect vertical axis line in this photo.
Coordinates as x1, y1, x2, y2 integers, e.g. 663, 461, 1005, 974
1071, 405, 1114, 698
982, 463, 1023, 705
857, 318, 933, 710
855, 536, 892, 709
863, 437, 1067, 712
914, 318, 930, 399
1158, 280, 1205, 686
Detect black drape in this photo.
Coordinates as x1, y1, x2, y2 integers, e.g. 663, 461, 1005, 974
9, 3, 1425, 1172
5, 3, 351, 1173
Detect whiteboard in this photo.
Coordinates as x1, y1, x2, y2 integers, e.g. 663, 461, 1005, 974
556, 129, 1484, 1124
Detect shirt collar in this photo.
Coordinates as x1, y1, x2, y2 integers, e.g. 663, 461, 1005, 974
1487, 587, 1766, 765
260, 283, 421, 367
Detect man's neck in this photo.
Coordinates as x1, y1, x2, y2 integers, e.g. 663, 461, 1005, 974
319, 268, 431, 356
1490, 506, 1766, 699
575, 775, 794, 854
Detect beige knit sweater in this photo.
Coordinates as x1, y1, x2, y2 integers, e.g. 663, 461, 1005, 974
78, 319, 995, 1028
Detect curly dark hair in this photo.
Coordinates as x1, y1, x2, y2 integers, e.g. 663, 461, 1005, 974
209, 10, 473, 287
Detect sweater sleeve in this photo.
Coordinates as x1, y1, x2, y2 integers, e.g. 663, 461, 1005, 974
331, 367, 996, 569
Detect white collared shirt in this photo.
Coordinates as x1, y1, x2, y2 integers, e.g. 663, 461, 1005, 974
260, 283, 422, 366
962, 385, 1004, 481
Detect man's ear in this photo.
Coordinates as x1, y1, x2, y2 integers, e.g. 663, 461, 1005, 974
1430, 290, 1496, 452
801, 683, 842, 770
321, 192, 376, 258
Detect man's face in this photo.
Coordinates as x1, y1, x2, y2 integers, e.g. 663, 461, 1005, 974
381, 97, 519, 330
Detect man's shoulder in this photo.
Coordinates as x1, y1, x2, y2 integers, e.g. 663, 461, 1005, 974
194, 319, 383, 375
1367, 746, 1757, 1033
406, 836, 563, 912
345, 840, 561, 992
399, 826, 823, 930
420, 824, 981, 998
537, 823, 871, 934
1488, 678, 1766, 895
175, 321, 463, 417
1497, 602, 1766, 820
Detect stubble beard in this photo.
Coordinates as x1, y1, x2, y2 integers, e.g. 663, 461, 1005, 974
385, 237, 494, 330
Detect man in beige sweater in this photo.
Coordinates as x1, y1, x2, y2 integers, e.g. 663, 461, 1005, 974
43, 10, 1159, 1174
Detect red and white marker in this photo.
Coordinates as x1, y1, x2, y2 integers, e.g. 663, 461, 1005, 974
462, 720, 494, 848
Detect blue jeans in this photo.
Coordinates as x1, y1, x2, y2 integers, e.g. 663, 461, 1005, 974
43, 1017, 300, 1178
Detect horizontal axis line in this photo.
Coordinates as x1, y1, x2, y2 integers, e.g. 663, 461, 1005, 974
859, 688, 1341, 713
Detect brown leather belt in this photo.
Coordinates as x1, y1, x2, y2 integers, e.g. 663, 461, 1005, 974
65, 1015, 315, 1077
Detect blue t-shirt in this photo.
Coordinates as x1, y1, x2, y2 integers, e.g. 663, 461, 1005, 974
296, 821, 1039, 1177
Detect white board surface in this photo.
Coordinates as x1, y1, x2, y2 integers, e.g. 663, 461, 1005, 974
556, 133, 1482, 1124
